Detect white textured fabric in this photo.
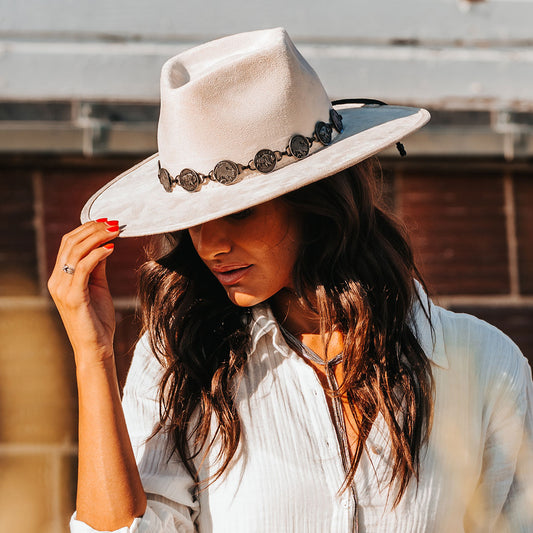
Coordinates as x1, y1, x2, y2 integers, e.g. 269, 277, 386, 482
71, 296, 533, 532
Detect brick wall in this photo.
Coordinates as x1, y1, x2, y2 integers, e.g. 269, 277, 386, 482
1, 154, 532, 531
392, 160, 533, 356
0, 157, 145, 532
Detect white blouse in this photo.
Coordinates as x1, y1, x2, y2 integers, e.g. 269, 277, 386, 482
71, 295, 533, 532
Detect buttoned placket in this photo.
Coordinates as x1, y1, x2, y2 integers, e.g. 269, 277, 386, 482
252, 307, 366, 533
282, 345, 359, 532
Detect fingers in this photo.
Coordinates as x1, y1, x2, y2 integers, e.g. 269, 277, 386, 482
51, 245, 115, 311
48, 219, 119, 301
55, 219, 119, 272
70, 244, 115, 295
90, 246, 111, 287
54, 220, 101, 267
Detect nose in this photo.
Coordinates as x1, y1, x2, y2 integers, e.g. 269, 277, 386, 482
189, 219, 232, 260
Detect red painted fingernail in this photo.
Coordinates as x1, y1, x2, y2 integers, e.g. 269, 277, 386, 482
96, 218, 108, 222
106, 226, 120, 232
103, 243, 115, 250
105, 220, 119, 226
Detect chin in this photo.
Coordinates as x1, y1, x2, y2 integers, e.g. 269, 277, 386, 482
226, 288, 266, 308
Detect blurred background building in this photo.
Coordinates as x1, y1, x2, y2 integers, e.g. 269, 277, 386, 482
1, 0, 532, 531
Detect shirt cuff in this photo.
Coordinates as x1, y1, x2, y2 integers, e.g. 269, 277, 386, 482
70, 511, 141, 533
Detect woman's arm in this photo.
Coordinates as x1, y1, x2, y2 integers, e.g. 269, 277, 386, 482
75, 357, 147, 529
71, 333, 200, 533
48, 220, 146, 530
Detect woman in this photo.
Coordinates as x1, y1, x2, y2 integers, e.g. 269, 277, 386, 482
48, 28, 532, 532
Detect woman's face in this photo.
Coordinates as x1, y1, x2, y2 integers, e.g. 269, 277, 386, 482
188, 199, 301, 307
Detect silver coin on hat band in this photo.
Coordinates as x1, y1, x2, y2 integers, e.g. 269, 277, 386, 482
179, 169, 203, 192
254, 149, 277, 174
213, 160, 240, 185
315, 121, 332, 145
288, 135, 310, 159
62, 264, 75, 275
329, 109, 344, 133
158, 166, 173, 193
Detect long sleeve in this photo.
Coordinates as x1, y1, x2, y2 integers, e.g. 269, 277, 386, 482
465, 339, 533, 532
70, 334, 199, 533
498, 355, 533, 531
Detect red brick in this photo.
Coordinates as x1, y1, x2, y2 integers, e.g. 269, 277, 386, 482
396, 170, 509, 295
0, 168, 39, 295
41, 165, 149, 297
447, 305, 533, 367
514, 172, 533, 295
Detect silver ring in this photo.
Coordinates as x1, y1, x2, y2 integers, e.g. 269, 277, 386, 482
62, 264, 75, 275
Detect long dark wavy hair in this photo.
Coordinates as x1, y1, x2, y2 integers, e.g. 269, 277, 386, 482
138, 158, 434, 505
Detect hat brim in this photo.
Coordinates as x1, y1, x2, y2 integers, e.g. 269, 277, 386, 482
80, 103, 429, 237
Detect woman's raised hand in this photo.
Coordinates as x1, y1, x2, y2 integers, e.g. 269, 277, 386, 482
49, 219, 148, 528
48, 219, 120, 368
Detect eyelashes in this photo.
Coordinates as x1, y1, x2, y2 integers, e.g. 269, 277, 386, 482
229, 208, 254, 221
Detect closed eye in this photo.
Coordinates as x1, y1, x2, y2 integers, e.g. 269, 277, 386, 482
228, 208, 254, 221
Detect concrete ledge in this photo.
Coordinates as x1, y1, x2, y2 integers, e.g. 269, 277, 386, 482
0, 120, 156, 155
2, 118, 532, 160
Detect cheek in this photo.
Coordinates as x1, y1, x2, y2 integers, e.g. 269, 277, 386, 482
277, 240, 299, 283
225, 236, 299, 307
279, 215, 301, 278
258, 228, 300, 290
187, 228, 200, 253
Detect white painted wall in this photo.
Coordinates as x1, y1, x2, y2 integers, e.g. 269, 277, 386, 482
3, 0, 533, 43
1, 0, 532, 109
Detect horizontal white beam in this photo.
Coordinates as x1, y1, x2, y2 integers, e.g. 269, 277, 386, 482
2, 0, 533, 44
1, 41, 532, 109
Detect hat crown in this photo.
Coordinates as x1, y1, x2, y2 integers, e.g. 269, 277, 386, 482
157, 28, 332, 175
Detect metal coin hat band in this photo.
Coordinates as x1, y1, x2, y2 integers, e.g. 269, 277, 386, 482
158, 110, 343, 193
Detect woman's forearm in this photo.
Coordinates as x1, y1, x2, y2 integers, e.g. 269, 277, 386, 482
75, 356, 147, 531
46, 221, 146, 530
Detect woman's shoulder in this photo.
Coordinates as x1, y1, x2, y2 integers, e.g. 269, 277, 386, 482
435, 305, 523, 362
430, 303, 531, 397
411, 281, 528, 383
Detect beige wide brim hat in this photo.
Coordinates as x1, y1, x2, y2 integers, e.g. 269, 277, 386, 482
81, 28, 430, 238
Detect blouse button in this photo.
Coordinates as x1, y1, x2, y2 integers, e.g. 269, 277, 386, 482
370, 444, 383, 455
342, 498, 350, 509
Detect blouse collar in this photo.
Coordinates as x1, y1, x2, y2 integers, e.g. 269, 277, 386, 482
248, 302, 289, 356
248, 282, 449, 370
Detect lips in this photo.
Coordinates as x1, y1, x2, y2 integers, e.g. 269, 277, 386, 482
211, 265, 252, 286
